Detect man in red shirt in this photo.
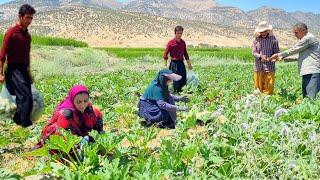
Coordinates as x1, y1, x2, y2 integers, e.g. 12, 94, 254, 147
0, 4, 36, 127
163, 26, 193, 93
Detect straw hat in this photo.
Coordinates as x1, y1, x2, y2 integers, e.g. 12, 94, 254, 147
254, 21, 273, 37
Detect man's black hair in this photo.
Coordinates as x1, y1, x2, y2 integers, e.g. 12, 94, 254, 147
19, 4, 36, 16
174, 26, 184, 33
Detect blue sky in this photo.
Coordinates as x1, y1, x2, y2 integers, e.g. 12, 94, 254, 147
217, 0, 320, 13
0, 0, 319, 13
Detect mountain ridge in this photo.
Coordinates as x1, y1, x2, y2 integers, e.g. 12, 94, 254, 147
0, 0, 319, 47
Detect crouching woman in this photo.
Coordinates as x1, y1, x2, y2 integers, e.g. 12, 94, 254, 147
34, 85, 104, 149
138, 69, 189, 129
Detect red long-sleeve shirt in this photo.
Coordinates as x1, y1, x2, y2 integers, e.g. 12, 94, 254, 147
0, 24, 31, 65
33, 104, 104, 150
42, 105, 103, 138
163, 38, 189, 61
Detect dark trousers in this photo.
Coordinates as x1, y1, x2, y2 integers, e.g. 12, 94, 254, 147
5, 64, 33, 127
302, 73, 320, 99
169, 60, 186, 93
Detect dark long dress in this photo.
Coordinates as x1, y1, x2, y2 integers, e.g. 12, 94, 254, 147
138, 95, 181, 129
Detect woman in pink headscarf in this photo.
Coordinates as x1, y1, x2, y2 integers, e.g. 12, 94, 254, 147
35, 85, 104, 149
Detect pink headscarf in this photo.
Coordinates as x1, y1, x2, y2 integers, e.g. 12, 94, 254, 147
55, 85, 89, 112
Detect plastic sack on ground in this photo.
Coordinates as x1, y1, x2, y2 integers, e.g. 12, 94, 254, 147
187, 71, 199, 86
31, 84, 45, 122
0, 84, 16, 118
0, 84, 44, 122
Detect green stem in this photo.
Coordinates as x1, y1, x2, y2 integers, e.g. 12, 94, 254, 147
72, 146, 83, 166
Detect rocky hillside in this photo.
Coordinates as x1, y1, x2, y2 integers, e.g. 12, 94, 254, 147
123, 0, 320, 30
0, 0, 318, 47
0, 0, 122, 20
1, 6, 264, 47
247, 7, 320, 30
123, 0, 255, 28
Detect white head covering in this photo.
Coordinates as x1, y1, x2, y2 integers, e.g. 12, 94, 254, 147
255, 21, 273, 37
163, 73, 182, 81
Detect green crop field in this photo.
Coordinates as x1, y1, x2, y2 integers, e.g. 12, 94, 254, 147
1, 44, 320, 179
0, 34, 88, 47
101, 47, 253, 62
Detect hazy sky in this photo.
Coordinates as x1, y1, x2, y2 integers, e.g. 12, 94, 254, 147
0, 0, 319, 13
217, 0, 320, 13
